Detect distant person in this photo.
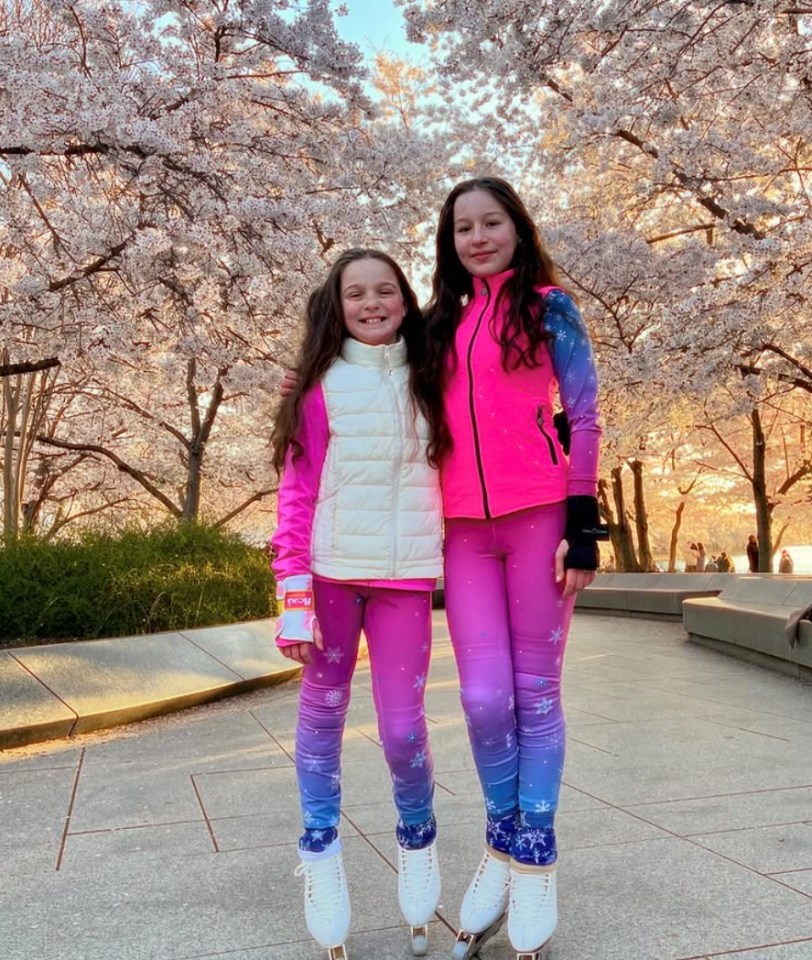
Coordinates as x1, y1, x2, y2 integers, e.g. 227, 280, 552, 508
695, 542, 707, 573
746, 534, 759, 572
715, 551, 732, 573
779, 549, 794, 574
706, 556, 718, 573
685, 542, 699, 572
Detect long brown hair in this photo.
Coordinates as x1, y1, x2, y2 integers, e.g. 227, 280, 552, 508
271, 249, 442, 472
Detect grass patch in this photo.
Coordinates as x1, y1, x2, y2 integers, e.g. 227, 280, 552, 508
0, 524, 276, 647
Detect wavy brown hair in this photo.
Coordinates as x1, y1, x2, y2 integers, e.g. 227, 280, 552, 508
271, 249, 442, 472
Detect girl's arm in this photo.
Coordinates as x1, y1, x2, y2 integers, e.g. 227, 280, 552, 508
545, 290, 606, 591
544, 290, 602, 497
270, 384, 329, 580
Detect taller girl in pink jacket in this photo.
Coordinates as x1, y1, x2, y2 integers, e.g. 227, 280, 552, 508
425, 177, 605, 960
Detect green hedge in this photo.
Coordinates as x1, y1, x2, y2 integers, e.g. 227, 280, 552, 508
0, 525, 276, 646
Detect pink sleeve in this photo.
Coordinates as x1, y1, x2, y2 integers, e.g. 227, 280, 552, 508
270, 383, 329, 581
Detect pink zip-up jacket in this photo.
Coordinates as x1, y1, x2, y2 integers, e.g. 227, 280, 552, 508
440, 268, 602, 519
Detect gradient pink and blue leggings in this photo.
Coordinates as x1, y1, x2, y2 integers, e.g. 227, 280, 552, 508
444, 503, 575, 866
295, 580, 436, 854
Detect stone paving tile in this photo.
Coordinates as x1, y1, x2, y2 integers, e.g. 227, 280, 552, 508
701, 710, 812, 745
625, 785, 812, 835
552, 837, 812, 960
689, 822, 812, 875
563, 716, 810, 806
0, 764, 76, 849
66, 758, 207, 832
689, 942, 812, 960
63, 820, 215, 863
643, 670, 812, 723
193, 763, 299, 821
168, 921, 451, 959
210, 806, 360, 853
82, 711, 288, 767
770, 869, 812, 896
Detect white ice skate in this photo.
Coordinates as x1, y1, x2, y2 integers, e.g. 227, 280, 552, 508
508, 863, 557, 960
397, 840, 441, 956
451, 847, 510, 960
295, 847, 351, 960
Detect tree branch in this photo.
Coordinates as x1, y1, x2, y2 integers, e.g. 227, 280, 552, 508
35, 435, 182, 516
213, 486, 278, 528
0, 358, 61, 377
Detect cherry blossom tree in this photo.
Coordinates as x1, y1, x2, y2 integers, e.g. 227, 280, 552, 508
1, 0, 455, 536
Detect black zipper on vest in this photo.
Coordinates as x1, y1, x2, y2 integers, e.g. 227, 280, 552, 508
467, 283, 491, 519
536, 406, 559, 466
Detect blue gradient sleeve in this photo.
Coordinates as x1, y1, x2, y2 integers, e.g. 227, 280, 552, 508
544, 291, 602, 496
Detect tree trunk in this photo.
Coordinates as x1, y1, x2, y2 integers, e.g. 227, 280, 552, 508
2, 350, 57, 539
2, 354, 20, 538
629, 459, 654, 571
183, 445, 203, 522
611, 465, 640, 571
597, 478, 620, 569
668, 500, 686, 573
751, 408, 773, 572
180, 359, 225, 523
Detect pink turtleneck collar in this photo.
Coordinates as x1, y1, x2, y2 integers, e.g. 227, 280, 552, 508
470, 266, 516, 301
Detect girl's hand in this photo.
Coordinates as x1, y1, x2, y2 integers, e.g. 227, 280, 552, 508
278, 618, 324, 664
280, 368, 298, 400
554, 539, 596, 597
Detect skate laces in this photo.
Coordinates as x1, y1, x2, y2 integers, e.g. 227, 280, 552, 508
399, 843, 437, 899
511, 868, 553, 926
471, 851, 510, 910
295, 856, 345, 916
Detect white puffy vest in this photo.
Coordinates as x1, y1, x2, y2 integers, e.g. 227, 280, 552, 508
311, 338, 443, 580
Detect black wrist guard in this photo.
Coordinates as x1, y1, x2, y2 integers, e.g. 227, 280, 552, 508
564, 495, 610, 571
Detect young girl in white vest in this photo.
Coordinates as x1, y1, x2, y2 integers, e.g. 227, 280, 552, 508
270, 249, 444, 960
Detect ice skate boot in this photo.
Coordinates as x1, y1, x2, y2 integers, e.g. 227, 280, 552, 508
397, 840, 441, 956
451, 847, 510, 960
508, 862, 556, 960
295, 846, 351, 960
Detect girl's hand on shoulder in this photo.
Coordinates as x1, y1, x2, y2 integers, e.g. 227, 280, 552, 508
278, 618, 324, 664
280, 368, 298, 400
554, 539, 596, 597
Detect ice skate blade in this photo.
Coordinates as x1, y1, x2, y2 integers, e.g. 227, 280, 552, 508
326, 946, 347, 960
451, 913, 506, 959
410, 924, 429, 956
516, 938, 551, 960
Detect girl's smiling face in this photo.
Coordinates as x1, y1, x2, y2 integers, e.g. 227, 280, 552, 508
340, 258, 405, 346
452, 188, 519, 278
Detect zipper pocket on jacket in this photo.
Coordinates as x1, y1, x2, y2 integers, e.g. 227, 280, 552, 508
536, 406, 559, 466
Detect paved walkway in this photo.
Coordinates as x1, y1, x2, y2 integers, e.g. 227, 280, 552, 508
1, 613, 811, 960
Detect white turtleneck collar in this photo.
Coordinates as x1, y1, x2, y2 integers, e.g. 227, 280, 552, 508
341, 336, 408, 369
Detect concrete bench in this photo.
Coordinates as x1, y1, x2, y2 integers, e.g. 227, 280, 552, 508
683, 577, 812, 680
575, 572, 732, 620
0, 618, 300, 751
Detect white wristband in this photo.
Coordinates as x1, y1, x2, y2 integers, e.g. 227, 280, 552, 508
277, 574, 315, 643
